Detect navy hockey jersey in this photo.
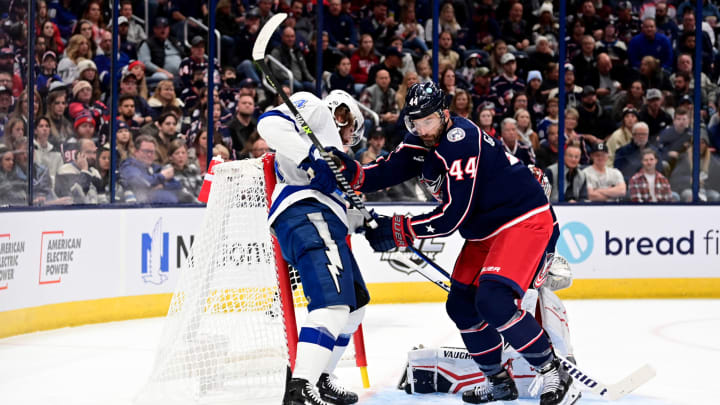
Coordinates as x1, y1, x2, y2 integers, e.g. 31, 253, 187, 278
358, 116, 549, 240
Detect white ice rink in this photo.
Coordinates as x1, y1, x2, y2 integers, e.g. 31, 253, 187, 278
1, 299, 717, 405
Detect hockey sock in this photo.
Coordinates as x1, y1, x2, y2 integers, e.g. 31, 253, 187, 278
497, 309, 553, 368
294, 305, 350, 384
460, 321, 505, 376
324, 306, 365, 375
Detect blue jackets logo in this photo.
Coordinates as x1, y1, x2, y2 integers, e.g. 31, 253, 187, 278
557, 222, 594, 264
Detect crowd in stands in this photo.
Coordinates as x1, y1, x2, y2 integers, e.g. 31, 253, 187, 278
1, 0, 720, 206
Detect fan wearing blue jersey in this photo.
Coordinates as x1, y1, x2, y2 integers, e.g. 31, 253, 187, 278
257, 90, 367, 405
337, 82, 575, 405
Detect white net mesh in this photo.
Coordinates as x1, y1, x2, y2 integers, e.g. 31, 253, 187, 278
135, 159, 289, 405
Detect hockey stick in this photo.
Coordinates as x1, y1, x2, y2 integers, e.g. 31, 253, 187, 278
404, 251, 656, 401
252, 13, 377, 229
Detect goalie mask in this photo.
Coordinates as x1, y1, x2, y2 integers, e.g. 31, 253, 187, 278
325, 90, 365, 147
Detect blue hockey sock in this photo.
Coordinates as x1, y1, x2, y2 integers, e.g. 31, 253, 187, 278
460, 321, 504, 376
497, 309, 553, 368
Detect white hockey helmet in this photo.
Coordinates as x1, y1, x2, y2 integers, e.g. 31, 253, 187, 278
325, 89, 364, 146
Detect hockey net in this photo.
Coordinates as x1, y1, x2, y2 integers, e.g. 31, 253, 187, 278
135, 155, 366, 405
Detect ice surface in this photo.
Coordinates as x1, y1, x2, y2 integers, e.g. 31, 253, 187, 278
1, 299, 716, 404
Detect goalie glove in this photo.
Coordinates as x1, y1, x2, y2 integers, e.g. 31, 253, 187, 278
528, 164, 551, 199
325, 146, 364, 190
299, 145, 337, 195
364, 214, 414, 252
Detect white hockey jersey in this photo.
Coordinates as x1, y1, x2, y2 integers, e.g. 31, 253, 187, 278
256, 92, 348, 226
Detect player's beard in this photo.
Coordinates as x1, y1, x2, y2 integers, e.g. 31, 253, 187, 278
420, 128, 442, 147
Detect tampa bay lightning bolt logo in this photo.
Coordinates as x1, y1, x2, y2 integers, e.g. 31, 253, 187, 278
294, 99, 308, 108
557, 222, 594, 264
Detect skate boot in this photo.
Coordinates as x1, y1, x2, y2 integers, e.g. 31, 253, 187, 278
317, 373, 358, 404
462, 370, 518, 403
538, 358, 576, 405
284, 377, 332, 405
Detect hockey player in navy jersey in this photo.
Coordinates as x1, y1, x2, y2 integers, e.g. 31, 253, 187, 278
330, 82, 575, 405
257, 90, 368, 405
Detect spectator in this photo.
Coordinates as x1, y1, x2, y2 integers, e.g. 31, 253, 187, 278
118, 70, 153, 125
576, 85, 614, 143
627, 17, 673, 70
565, 18, 586, 60
548, 63, 583, 110
416, 56, 432, 83
325, 0, 357, 53
501, 2, 530, 51
116, 16, 138, 61
152, 112, 179, 164
526, 70, 546, 122
615, 122, 663, 183
427, 31, 460, 71
367, 47, 403, 90
570, 35, 597, 86
639, 88, 672, 141
563, 107, 592, 165
596, 23, 628, 63
38, 20, 63, 55
585, 53, 624, 109
306, 31, 344, 79
2, 117, 25, 151
669, 132, 720, 202
148, 80, 184, 117
189, 129, 209, 174
138, 17, 183, 83
515, 108, 539, 150
95, 144, 111, 200
470, 67, 493, 113
354, 127, 389, 161
36, 50, 60, 95
500, 117, 534, 166
670, 54, 717, 114
576, 0, 604, 37
612, 80, 645, 122
491, 53, 526, 114
235, 8, 262, 82
615, 1, 641, 44
254, 0, 275, 27
489, 39, 508, 76
72, 19, 98, 59
76, 59, 105, 109
636, 55, 672, 93
677, 8, 714, 73
654, 1, 679, 41
360, 68, 399, 141
33, 116, 62, 184
45, 90, 73, 147
531, 3, 559, 49
450, 89, 472, 120
82, 0, 107, 43
54, 138, 103, 204
12, 137, 54, 205
535, 122, 559, 169
545, 142, 588, 202
167, 139, 202, 201
439, 65, 457, 105
225, 94, 257, 157
117, 94, 142, 136
606, 106, 640, 167
359, 0, 397, 50
124, 60, 150, 100
248, 134, 270, 159
396, 3, 428, 53
0, 144, 26, 205
69, 79, 107, 135
658, 108, 692, 164
57, 34, 91, 84
477, 105, 497, 139
387, 36, 416, 76
0, 83, 13, 127
213, 143, 231, 161
72, 112, 97, 143
537, 97, 559, 142
628, 148, 674, 202
115, 121, 134, 162
270, 27, 315, 93
329, 56, 356, 95
424, 1, 460, 43
459, 53, 484, 89
583, 143, 627, 202
119, 135, 182, 203
119, 0, 146, 43
179, 36, 220, 90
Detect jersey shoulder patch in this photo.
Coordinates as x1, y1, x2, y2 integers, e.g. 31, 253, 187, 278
447, 128, 466, 142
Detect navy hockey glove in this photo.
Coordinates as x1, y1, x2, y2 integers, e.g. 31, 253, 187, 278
299, 147, 337, 195
365, 214, 415, 252
325, 146, 364, 190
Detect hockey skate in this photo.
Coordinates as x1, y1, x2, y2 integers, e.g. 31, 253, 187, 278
537, 358, 580, 405
285, 377, 332, 405
317, 373, 358, 404
462, 370, 518, 403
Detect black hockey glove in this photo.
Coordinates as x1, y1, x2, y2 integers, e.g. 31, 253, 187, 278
364, 214, 414, 252
325, 146, 364, 190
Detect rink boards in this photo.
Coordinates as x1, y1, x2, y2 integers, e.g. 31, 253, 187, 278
1, 204, 719, 337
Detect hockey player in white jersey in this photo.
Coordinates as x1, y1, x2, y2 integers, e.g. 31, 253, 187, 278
257, 90, 367, 405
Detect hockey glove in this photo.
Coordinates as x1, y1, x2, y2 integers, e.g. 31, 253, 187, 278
364, 214, 414, 252
299, 146, 337, 195
325, 146, 364, 190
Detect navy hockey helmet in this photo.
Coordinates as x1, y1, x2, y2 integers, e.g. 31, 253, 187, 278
403, 82, 447, 134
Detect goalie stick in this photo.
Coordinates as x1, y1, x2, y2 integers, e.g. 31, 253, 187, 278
252, 13, 377, 229
399, 251, 656, 401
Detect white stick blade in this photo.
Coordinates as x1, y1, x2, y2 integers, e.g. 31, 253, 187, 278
252, 13, 288, 61
605, 364, 657, 401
